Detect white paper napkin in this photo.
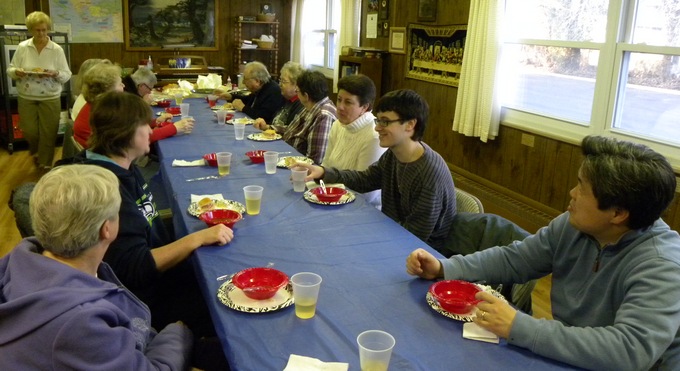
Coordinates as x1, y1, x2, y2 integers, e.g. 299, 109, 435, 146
172, 159, 206, 167
283, 355, 348, 371
191, 194, 224, 203
462, 322, 499, 344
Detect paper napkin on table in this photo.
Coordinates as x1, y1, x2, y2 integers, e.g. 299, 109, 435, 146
283, 354, 348, 371
191, 194, 224, 203
462, 322, 499, 344
172, 159, 206, 167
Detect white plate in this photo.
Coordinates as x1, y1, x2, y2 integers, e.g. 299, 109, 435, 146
277, 156, 313, 168
227, 118, 254, 125
187, 199, 246, 217
156, 111, 181, 117
24, 70, 50, 76
211, 103, 234, 111
217, 279, 294, 313
303, 189, 356, 206
426, 284, 507, 322
248, 133, 282, 141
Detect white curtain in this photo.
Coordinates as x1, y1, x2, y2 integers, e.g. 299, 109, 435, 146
290, 0, 306, 65
452, 0, 503, 142
333, 0, 361, 90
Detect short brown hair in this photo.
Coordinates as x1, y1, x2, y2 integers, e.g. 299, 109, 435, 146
89, 91, 151, 156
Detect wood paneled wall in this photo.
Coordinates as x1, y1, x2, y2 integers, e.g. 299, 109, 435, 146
28, 0, 292, 79
359, 0, 680, 231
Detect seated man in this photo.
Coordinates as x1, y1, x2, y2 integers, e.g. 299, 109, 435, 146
299, 89, 456, 250
406, 135, 680, 370
0, 164, 192, 369
123, 67, 158, 104
215, 61, 286, 123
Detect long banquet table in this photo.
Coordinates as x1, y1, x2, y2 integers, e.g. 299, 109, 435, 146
154, 97, 578, 370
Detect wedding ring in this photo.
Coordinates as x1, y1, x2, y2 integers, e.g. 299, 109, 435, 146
480, 311, 486, 320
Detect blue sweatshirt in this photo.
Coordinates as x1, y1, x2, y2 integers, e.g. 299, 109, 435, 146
0, 239, 193, 370
442, 212, 680, 370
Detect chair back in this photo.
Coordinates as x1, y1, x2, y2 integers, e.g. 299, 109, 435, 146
456, 189, 484, 213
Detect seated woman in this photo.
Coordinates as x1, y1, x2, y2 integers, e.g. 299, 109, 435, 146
0, 164, 193, 369
253, 61, 304, 132
71, 58, 111, 120
73, 63, 193, 148
321, 74, 386, 206
56, 92, 232, 365
266, 70, 336, 164
123, 67, 157, 104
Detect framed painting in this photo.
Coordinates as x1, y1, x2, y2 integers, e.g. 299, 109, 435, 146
124, 0, 218, 51
417, 0, 437, 22
406, 24, 467, 87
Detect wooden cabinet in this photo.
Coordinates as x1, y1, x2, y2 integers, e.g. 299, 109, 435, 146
235, 20, 279, 78
338, 55, 386, 98
0, 31, 71, 153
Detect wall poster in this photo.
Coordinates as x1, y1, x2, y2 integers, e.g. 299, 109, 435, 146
406, 23, 467, 87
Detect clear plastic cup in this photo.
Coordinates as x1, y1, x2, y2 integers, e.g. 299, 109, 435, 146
291, 167, 307, 192
243, 185, 263, 215
207, 94, 218, 107
174, 93, 184, 105
216, 152, 232, 177
291, 272, 322, 319
180, 103, 190, 117
357, 330, 396, 371
234, 122, 246, 140
216, 110, 227, 125
263, 151, 279, 174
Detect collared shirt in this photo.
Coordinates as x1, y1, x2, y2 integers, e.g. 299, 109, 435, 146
282, 97, 337, 164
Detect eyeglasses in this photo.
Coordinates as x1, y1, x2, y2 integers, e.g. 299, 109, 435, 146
374, 118, 404, 127
279, 79, 292, 85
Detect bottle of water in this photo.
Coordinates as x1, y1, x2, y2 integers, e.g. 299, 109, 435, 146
147, 55, 153, 71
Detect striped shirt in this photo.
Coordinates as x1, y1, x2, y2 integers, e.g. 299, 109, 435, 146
324, 142, 457, 250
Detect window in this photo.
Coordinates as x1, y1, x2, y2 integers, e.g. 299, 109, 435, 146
500, 0, 680, 166
301, 0, 341, 77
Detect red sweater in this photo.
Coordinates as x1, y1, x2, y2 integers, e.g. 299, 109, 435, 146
73, 102, 177, 148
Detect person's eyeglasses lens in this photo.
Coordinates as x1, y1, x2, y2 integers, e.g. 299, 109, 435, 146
374, 119, 401, 127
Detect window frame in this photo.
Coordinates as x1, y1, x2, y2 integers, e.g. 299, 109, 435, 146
304, 0, 339, 79
500, 0, 680, 169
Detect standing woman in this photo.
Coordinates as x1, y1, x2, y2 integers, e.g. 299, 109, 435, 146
6, 11, 72, 170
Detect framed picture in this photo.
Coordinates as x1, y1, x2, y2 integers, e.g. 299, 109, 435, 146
406, 24, 467, 87
124, 0, 218, 51
389, 27, 406, 54
417, 0, 437, 22
379, 0, 389, 20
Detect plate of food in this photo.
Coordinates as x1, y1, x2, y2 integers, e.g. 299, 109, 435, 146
217, 279, 294, 313
24, 69, 51, 76
247, 130, 282, 141
227, 117, 254, 125
425, 283, 506, 322
211, 103, 234, 111
277, 156, 313, 168
187, 197, 246, 217
303, 189, 356, 206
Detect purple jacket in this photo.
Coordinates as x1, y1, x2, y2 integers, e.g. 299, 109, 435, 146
0, 238, 193, 370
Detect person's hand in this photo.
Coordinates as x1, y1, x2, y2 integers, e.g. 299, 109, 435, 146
253, 118, 269, 131
194, 224, 234, 246
214, 88, 232, 101
44, 70, 59, 78
174, 118, 195, 135
293, 163, 324, 182
156, 113, 173, 124
15, 69, 26, 78
473, 291, 517, 339
142, 93, 154, 104
232, 99, 245, 111
406, 248, 443, 279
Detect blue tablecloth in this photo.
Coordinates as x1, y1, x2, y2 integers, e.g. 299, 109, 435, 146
155, 98, 577, 370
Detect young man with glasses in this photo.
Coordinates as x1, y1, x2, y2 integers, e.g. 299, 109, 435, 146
298, 89, 456, 250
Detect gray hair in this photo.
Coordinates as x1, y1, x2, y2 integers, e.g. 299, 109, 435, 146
75, 58, 112, 94
30, 165, 121, 258
82, 63, 122, 103
131, 67, 157, 88
280, 61, 304, 85
580, 135, 676, 229
245, 61, 271, 84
